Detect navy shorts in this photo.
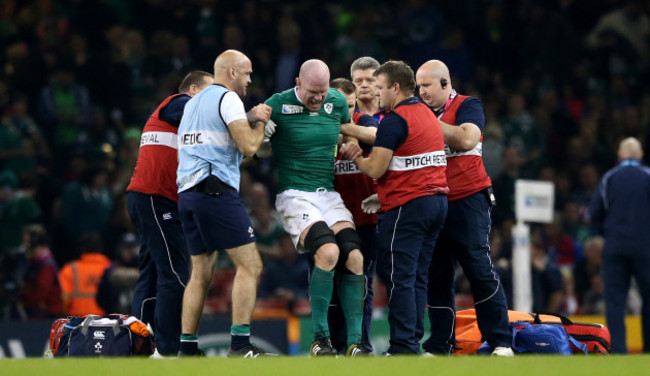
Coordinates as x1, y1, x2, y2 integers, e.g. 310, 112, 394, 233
178, 190, 256, 255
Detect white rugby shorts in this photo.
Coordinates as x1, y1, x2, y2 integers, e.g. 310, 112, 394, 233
275, 188, 354, 252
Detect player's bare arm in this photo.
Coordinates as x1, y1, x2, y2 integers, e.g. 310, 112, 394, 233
342, 144, 393, 179
340, 122, 377, 145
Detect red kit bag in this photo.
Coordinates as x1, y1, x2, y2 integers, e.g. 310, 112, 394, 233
533, 312, 610, 354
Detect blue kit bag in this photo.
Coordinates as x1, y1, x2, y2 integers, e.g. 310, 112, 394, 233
511, 321, 587, 355
478, 321, 588, 355
51, 314, 153, 357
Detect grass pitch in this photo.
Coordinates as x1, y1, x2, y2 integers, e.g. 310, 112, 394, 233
2, 355, 649, 376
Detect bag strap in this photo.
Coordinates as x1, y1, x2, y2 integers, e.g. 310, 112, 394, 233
568, 335, 589, 354
533, 312, 573, 325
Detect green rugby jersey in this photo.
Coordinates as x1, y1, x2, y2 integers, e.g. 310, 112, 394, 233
265, 87, 351, 192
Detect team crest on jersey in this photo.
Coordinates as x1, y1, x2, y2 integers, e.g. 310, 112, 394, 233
324, 103, 333, 114
282, 104, 303, 114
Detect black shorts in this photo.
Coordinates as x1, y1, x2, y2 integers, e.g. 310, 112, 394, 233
178, 190, 256, 255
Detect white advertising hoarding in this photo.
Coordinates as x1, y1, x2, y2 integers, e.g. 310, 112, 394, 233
515, 180, 555, 224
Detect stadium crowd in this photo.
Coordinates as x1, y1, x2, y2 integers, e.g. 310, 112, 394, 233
0, 0, 649, 328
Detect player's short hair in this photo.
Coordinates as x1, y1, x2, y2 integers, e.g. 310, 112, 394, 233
374, 60, 416, 95
330, 78, 356, 95
350, 56, 380, 77
178, 70, 213, 93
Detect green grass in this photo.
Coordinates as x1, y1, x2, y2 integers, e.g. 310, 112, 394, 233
2, 356, 650, 376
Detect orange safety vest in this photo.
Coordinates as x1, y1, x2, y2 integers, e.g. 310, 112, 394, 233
58, 253, 112, 316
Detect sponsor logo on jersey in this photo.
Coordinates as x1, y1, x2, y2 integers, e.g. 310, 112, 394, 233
324, 103, 333, 114
248, 226, 254, 238
163, 213, 172, 220
282, 104, 303, 114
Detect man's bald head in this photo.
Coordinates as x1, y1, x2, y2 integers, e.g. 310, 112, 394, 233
296, 59, 330, 112
618, 137, 643, 161
416, 60, 452, 110
213, 49, 253, 97
214, 49, 248, 72
299, 59, 330, 84
418, 60, 451, 83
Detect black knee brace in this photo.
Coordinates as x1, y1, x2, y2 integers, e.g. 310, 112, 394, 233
304, 221, 336, 253
334, 227, 362, 265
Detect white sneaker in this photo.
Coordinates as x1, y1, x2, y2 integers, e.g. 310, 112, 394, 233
420, 352, 436, 357
150, 349, 169, 359
491, 347, 514, 357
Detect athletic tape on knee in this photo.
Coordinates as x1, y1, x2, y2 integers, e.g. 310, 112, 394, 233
334, 228, 362, 265
304, 221, 336, 253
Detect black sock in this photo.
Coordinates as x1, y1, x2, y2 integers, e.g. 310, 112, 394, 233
230, 324, 251, 350
180, 333, 199, 354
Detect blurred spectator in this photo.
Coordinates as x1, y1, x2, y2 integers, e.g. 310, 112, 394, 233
397, 0, 444, 68
561, 202, 590, 246
55, 164, 113, 263
500, 93, 544, 177
35, 61, 92, 172
542, 213, 581, 268
20, 224, 63, 319
581, 273, 606, 315
519, 3, 578, 83
587, 0, 650, 78
3, 41, 48, 104
252, 205, 286, 261
573, 164, 601, 212
58, 231, 111, 316
530, 240, 564, 313
560, 268, 579, 316
96, 233, 139, 314
259, 233, 310, 302
0, 171, 41, 254
274, 16, 303, 92
491, 145, 525, 224
574, 236, 604, 307
0, 94, 51, 176
482, 121, 504, 179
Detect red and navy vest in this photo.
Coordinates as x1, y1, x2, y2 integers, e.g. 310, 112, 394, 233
439, 94, 491, 202
378, 101, 448, 212
333, 112, 377, 226
127, 94, 183, 202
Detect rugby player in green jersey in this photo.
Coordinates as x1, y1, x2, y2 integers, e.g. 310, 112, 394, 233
263, 60, 367, 357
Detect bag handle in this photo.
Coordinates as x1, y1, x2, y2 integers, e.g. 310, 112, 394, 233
80, 315, 123, 336
533, 312, 574, 325
80, 315, 101, 336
